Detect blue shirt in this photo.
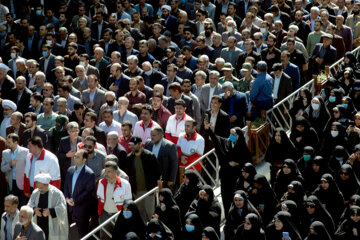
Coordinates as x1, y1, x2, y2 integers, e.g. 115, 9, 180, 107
4, 210, 17, 240
72, 164, 85, 194
10, 146, 18, 179
250, 72, 273, 103
152, 139, 163, 158
30, 152, 41, 188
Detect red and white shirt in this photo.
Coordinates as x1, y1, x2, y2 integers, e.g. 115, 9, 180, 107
133, 119, 160, 144
165, 113, 193, 144
177, 131, 205, 171
24, 148, 61, 195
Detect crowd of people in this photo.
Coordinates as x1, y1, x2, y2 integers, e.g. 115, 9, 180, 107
0, 0, 358, 239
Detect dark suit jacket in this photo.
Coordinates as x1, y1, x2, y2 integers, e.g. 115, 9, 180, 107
237, 1, 253, 19
201, 109, 230, 139
6, 123, 26, 145
144, 138, 178, 183
64, 165, 96, 217
108, 143, 127, 170
39, 54, 56, 79
141, 70, 163, 88
9, 87, 32, 114
270, 72, 293, 103
320, 34, 345, 60
121, 49, 139, 63
57, 136, 82, 183
89, 58, 110, 86
91, 21, 110, 41
80, 126, 107, 147
22, 126, 48, 149
311, 43, 337, 70
0, 76, 15, 100
13, 222, 45, 240
125, 149, 161, 194
161, 15, 178, 35
106, 73, 130, 97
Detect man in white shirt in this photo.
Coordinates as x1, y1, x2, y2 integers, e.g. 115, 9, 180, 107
99, 109, 122, 136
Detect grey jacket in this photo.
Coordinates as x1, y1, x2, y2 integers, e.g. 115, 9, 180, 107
13, 222, 45, 240
81, 88, 106, 114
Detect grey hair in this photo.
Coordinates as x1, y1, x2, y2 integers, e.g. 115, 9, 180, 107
209, 70, 220, 77
195, 70, 207, 80
107, 131, 119, 139
57, 97, 67, 105
105, 154, 119, 164
35, 71, 46, 80
105, 91, 116, 98
66, 121, 79, 131
15, 58, 26, 65
151, 125, 164, 135
20, 205, 34, 218
118, 96, 129, 104
127, 55, 138, 64
215, 58, 225, 65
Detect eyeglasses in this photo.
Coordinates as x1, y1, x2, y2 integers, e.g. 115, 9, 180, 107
340, 171, 349, 176
83, 145, 93, 149
306, 204, 315, 208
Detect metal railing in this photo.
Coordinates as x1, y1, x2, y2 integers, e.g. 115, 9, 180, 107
266, 46, 360, 135
81, 148, 220, 240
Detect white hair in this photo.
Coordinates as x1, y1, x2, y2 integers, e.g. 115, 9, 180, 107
20, 205, 34, 218
107, 131, 119, 139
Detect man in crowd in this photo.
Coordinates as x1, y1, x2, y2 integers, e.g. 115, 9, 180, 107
133, 104, 160, 144
13, 205, 45, 240
0, 195, 19, 240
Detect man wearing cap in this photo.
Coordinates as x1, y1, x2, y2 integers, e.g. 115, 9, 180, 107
0, 63, 15, 100
237, 63, 255, 93
0, 99, 16, 138
125, 135, 160, 220
161, 4, 178, 35
220, 81, 248, 128
250, 61, 274, 118
27, 173, 68, 240
219, 63, 241, 91
310, 33, 337, 74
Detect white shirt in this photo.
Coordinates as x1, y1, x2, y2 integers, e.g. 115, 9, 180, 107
99, 120, 122, 136
104, 181, 118, 213
208, 86, 216, 109
273, 74, 281, 99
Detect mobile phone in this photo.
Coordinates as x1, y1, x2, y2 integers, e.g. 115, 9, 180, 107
282, 232, 289, 240
205, 114, 209, 123
259, 204, 265, 211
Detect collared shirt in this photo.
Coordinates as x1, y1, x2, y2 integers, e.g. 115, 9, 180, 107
10, 146, 19, 179
72, 164, 85, 194
208, 86, 216, 109
28, 74, 36, 88
104, 180, 118, 213
4, 211, 17, 240
30, 152, 41, 187
37, 111, 58, 132
89, 88, 97, 103
273, 74, 281, 99
210, 110, 218, 128
152, 138, 163, 158
99, 120, 122, 136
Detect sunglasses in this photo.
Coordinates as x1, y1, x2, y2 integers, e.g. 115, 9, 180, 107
83, 145, 93, 149
340, 171, 349, 176
306, 204, 315, 208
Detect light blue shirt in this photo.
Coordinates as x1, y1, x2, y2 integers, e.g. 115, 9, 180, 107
72, 164, 85, 194
5, 210, 18, 240
29, 152, 41, 188
10, 146, 18, 179
152, 139, 163, 158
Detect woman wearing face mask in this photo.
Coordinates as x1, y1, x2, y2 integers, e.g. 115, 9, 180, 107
303, 96, 330, 139
290, 88, 312, 120
301, 195, 335, 237
186, 185, 222, 235
265, 127, 298, 184
233, 213, 265, 240
206, 126, 252, 215
146, 218, 174, 240
320, 122, 349, 159
112, 200, 146, 240
201, 226, 219, 240
273, 159, 304, 201
297, 146, 315, 177
235, 162, 257, 193
303, 156, 333, 195
328, 145, 349, 173
304, 221, 332, 240
249, 174, 279, 225
335, 164, 360, 204
224, 190, 261, 240
182, 213, 203, 240
314, 173, 345, 224
323, 105, 350, 138
265, 211, 302, 240
153, 188, 182, 239
342, 96, 357, 119
174, 170, 203, 221
290, 116, 320, 154
321, 78, 343, 102
325, 88, 344, 115
335, 205, 360, 240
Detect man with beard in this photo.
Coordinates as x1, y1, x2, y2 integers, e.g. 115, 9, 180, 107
64, 43, 79, 71
133, 104, 160, 144
180, 27, 197, 51
286, 38, 308, 85
307, 20, 325, 58
13, 206, 45, 240
260, 34, 281, 74
160, 5, 178, 35
99, 109, 122, 136
27, 173, 68, 240
181, 79, 202, 130
176, 55, 193, 80
345, 2, 360, 47
0, 195, 19, 240
84, 136, 106, 181
161, 45, 177, 73
151, 94, 171, 130
291, 10, 311, 46
0, 100, 16, 138
193, 36, 216, 63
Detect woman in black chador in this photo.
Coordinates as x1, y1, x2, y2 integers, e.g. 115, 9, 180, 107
233, 213, 266, 240
265, 211, 302, 240
335, 164, 360, 203
145, 218, 174, 240
205, 124, 252, 215
304, 221, 332, 240
335, 205, 360, 240
235, 163, 257, 193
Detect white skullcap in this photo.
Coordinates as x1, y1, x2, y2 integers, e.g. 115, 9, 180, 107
2, 100, 17, 111
34, 173, 51, 184
0, 63, 9, 72
161, 5, 171, 11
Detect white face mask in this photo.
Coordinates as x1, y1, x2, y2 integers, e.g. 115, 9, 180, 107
79, 61, 85, 66
260, 28, 266, 34
331, 130, 339, 137
227, 26, 233, 32
46, 40, 52, 45
10, 53, 16, 59
311, 103, 320, 110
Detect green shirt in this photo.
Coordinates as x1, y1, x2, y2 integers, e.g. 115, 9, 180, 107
306, 31, 324, 57
219, 76, 241, 91
238, 76, 254, 93
37, 111, 58, 134
134, 155, 146, 192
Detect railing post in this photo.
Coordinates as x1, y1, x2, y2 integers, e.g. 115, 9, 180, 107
178, 166, 185, 185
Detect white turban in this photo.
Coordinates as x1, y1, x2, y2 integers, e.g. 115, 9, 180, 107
0, 63, 9, 72
34, 173, 51, 184
161, 5, 171, 11
2, 100, 17, 111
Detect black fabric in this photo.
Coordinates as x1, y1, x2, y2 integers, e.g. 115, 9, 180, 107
265, 211, 302, 240
335, 164, 360, 202
290, 116, 320, 153
304, 221, 332, 240
37, 191, 49, 240
202, 226, 219, 240
182, 213, 203, 240
145, 218, 174, 240
334, 206, 360, 240
235, 162, 257, 193
233, 213, 266, 240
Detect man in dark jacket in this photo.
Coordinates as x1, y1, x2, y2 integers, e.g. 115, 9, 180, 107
125, 136, 160, 220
